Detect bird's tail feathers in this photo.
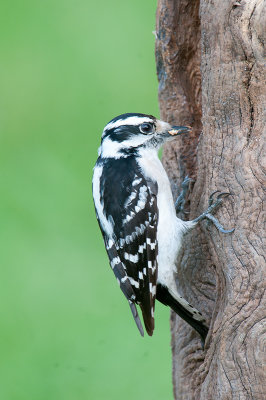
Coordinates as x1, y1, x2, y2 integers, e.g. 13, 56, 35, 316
129, 301, 144, 337
156, 284, 209, 344
140, 302, 154, 336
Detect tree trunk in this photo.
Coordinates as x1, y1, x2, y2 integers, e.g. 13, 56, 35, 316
155, 1, 265, 399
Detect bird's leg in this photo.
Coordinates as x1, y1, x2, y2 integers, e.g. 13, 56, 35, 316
175, 176, 194, 214
192, 191, 234, 234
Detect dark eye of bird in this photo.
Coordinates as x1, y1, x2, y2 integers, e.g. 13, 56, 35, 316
139, 122, 154, 134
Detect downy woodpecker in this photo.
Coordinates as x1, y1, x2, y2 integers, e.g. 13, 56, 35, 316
92, 113, 233, 342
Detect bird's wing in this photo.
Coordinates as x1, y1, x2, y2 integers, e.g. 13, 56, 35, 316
115, 177, 158, 336
96, 159, 158, 336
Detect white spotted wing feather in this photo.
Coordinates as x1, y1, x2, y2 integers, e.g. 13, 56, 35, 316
93, 161, 158, 336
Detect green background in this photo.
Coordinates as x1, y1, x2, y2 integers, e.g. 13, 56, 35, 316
0, 1, 173, 399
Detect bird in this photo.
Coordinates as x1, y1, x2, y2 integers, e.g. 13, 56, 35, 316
92, 112, 234, 343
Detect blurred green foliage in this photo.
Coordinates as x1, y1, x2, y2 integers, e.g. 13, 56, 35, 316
0, 1, 172, 399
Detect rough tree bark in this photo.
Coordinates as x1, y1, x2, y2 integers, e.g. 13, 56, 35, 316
155, 1, 265, 399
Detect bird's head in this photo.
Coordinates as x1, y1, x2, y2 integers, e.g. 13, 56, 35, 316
98, 113, 191, 158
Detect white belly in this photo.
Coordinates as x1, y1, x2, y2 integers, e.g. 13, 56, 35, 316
137, 149, 188, 288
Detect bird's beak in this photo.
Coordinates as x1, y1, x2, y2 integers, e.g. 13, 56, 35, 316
155, 120, 191, 142
168, 125, 192, 136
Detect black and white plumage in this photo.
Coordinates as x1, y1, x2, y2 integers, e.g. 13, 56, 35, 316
92, 113, 233, 342
95, 155, 159, 335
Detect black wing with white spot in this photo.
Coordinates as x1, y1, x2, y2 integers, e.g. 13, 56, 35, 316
93, 156, 158, 336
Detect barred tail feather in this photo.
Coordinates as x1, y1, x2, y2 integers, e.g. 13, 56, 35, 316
156, 284, 208, 344
129, 301, 144, 337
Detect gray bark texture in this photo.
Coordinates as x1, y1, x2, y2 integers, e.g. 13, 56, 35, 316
155, 0, 265, 399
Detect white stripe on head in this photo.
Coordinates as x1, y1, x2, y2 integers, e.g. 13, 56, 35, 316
103, 116, 154, 133
99, 136, 150, 158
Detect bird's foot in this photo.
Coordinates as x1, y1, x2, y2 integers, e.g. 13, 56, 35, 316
175, 176, 194, 214
192, 191, 234, 234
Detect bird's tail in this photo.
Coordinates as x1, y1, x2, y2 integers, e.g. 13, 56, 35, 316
156, 283, 208, 344
129, 301, 144, 337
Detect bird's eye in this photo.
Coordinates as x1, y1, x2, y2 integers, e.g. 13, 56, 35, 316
139, 122, 154, 134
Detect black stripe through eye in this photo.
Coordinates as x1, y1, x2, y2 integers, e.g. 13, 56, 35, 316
139, 123, 154, 134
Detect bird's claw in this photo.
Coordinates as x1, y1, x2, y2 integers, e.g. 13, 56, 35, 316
208, 191, 232, 211
193, 191, 234, 234
175, 176, 194, 214
217, 192, 231, 200
181, 176, 194, 189
205, 213, 235, 234
208, 190, 221, 206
